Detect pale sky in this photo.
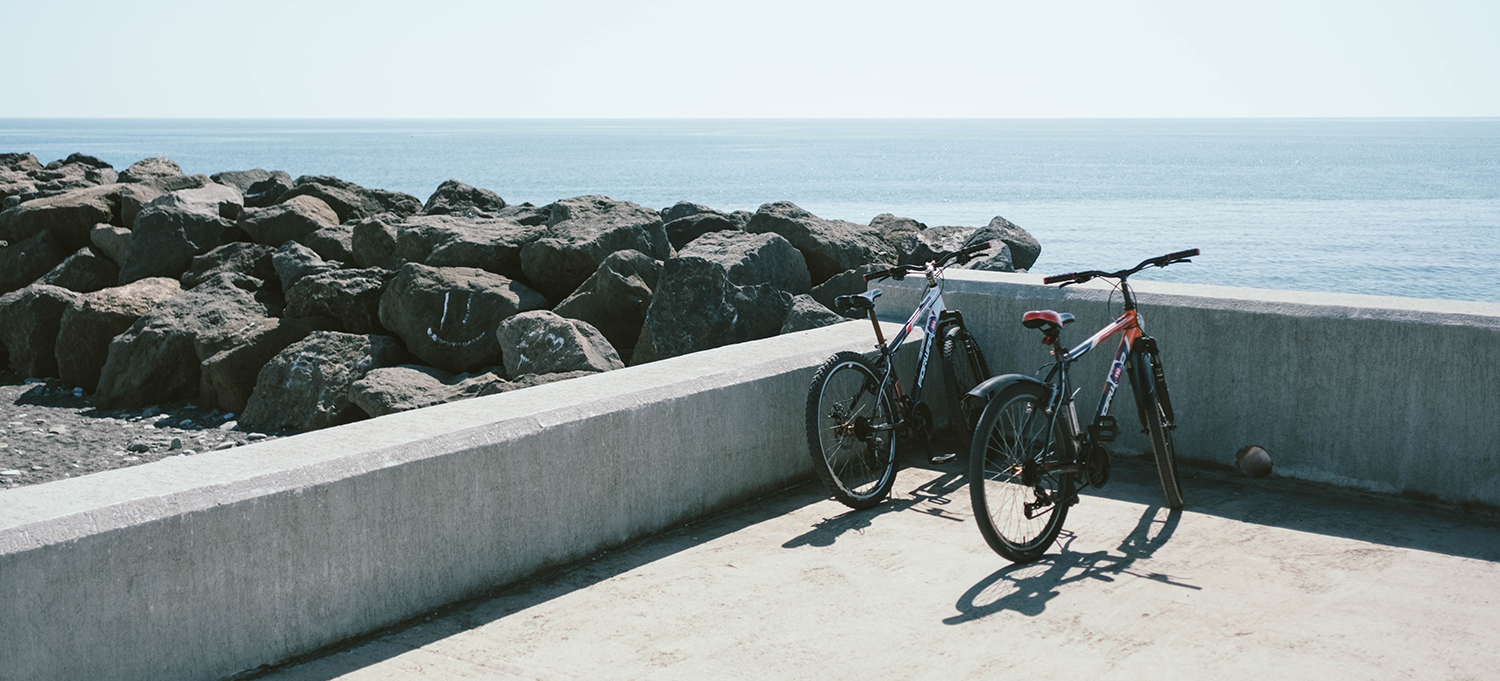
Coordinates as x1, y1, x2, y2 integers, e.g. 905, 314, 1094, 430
4, 0, 1497, 118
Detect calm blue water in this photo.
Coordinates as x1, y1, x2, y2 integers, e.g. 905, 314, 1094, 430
4, 119, 1498, 302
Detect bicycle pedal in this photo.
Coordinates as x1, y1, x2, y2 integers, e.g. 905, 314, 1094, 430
929, 452, 957, 465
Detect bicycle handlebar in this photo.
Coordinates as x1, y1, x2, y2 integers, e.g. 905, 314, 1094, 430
863, 241, 992, 282
1042, 248, 1199, 287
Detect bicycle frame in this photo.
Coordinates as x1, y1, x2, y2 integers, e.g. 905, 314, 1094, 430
866, 274, 950, 424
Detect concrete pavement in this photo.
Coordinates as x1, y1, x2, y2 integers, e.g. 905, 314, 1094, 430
252, 444, 1500, 681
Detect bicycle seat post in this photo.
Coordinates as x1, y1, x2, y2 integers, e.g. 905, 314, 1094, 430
867, 307, 889, 354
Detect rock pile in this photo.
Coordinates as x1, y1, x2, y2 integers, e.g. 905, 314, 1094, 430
0, 152, 1040, 434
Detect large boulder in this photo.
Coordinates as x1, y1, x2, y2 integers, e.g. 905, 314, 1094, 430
302, 223, 354, 263
494, 202, 550, 226
631, 257, 792, 364
236, 194, 340, 247
552, 250, 662, 360
744, 202, 895, 286
780, 294, 845, 334
350, 213, 403, 269
809, 263, 890, 316
395, 213, 546, 283
272, 240, 338, 293
285, 268, 393, 334
664, 210, 745, 251
679, 230, 811, 294
519, 195, 670, 302
54, 277, 183, 393
145, 183, 243, 222
240, 331, 408, 431
349, 364, 508, 418
90, 224, 133, 268
0, 183, 120, 250
975, 216, 1039, 271
211, 169, 291, 194
378, 263, 548, 372
93, 273, 275, 409
870, 213, 927, 265
36, 247, 119, 293
661, 201, 717, 223
423, 180, 506, 216
119, 157, 184, 184
180, 242, 278, 290
0, 228, 65, 295
0, 284, 84, 378
496, 311, 623, 376
280, 176, 422, 223
244, 175, 293, 208
198, 316, 329, 413
118, 202, 235, 284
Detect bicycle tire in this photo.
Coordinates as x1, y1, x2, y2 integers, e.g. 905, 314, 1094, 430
805, 351, 899, 509
941, 324, 990, 441
968, 382, 1073, 563
1140, 352, 1184, 509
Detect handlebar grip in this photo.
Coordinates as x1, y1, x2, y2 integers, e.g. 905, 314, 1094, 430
1165, 248, 1200, 261
863, 266, 908, 282
1042, 272, 1082, 285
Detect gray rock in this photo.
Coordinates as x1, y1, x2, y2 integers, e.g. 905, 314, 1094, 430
552, 250, 662, 360
119, 203, 235, 284
809, 263, 891, 316
349, 364, 509, 417
181, 242, 277, 290
89, 223, 132, 268
0, 228, 65, 295
236, 194, 340, 247
281, 175, 422, 223
744, 201, 896, 287
211, 169, 291, 193
94, 273, 276, 409
519, 195, 670, 302
396, 213, 547, 283
423, 180, 507, 215
36, 247, 119, 293
971, 215, 1037, 271
0, 183, 120, 251
55, 277, 182, 393
496, 310, 622, 377
351, 213, 403, 269
665, 211, 744, 251
144, 183, 243, 222
198, 316, 328, 413
378, 263, 548, 372
632, 257, 792, 364
494, 202, 550, 226
302, 223, 354, 263
0, 284, 83, 378
286, 268, 393, 334
240, 331, 408, 432
244, 176, 293, 208
661, 201, 718, 223
680, 230, 811, 294
119, 157, 184, 183
870, 213, 928, 265
780, 294, 845, 334
272, 241, 338, 293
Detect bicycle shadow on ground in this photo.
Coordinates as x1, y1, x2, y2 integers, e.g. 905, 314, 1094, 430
944, 505, 1195, 624
781, 445, 970, 549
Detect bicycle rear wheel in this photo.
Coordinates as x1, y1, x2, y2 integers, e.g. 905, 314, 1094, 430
968, 382, 1073, 563
806, 351, 899, 509
941, 324, 990, 440
1140, 353, 1184, 509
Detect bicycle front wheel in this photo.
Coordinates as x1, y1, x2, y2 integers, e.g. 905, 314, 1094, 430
969, 382, 1073, 563
941, 324, 990, 440
806, 351, 899, 509
1140, 353, 1184, 509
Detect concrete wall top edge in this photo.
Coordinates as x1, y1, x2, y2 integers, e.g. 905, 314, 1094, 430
937, 270, 1500, 328
0, 321, 883, 552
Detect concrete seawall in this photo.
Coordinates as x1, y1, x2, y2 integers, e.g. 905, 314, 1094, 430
3, 271, 1498, 679
877, 270, 1500, 506
0, 322, 913, 681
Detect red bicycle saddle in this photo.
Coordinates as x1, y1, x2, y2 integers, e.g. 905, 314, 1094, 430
1021, 310, 1075, 330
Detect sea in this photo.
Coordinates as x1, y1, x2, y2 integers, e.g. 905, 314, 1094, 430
3, 118, 1497, 303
